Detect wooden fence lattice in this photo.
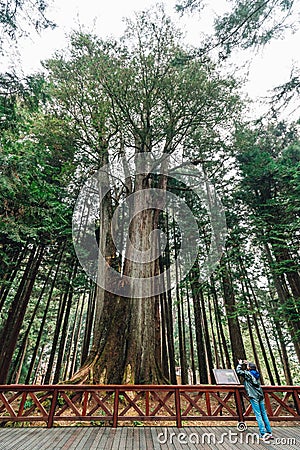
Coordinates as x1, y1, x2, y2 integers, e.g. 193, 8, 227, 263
0, 384, 299, 428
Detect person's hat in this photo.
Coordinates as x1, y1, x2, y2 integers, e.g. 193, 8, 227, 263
248, 362, 256, 370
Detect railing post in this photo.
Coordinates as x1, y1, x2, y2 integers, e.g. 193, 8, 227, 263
264, 389, 273, 416
292, 388, 300, 416
146, 390, 150, 417
112, 389, 119, 428
82, 391, 88, 416
175, 387, 182, 428
234, 387, 244, 423
47, 389, 58, 428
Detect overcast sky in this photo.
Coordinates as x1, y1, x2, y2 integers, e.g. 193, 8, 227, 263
7, 0, 300, 119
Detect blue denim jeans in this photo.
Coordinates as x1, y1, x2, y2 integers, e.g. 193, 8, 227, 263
250, 398, 272, 436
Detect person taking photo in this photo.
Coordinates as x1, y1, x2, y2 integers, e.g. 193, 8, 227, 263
236, 360, 274, 441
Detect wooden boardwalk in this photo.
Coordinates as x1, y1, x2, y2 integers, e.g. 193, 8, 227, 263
0, 426, 299, 449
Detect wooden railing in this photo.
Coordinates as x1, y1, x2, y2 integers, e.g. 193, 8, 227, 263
0, 384, 299, 428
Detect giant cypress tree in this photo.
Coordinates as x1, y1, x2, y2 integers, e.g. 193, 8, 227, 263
45, 8, 241, 384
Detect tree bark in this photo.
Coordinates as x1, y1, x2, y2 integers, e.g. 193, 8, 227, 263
210, 277, 231, 368
220, 255, 246, 366
190, 274, 208, 384
186, 283, 197, 384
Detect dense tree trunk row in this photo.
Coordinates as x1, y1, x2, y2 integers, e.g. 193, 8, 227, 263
0, 214, 299, 386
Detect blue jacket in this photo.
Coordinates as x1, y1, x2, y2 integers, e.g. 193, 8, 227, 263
236, 364, 264, 401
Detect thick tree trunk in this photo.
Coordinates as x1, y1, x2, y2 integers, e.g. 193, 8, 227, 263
190, 274, 208, 384
220, 256, 246, 365
176, 288, 188, 384
186, 283, 197, 384
166, 288, 177, 384
52, 263, 78, 384
207, 290, 220, 369
272, 314, 293, 385
74, 166, 167, 384
73, 195, 164, 383
64, 291, 84, 380
33, 344, 45, 384
121, 181, 166, 383
199, 287, 215, 383
160, 293, 170, 380
81, 285, 96, 365
210, 277, 231, 368
164, 216, 177, 384
246, 314, 264, 383
173, 220, 188, 384
70, 293, 85, 377
14, 336, 28, 384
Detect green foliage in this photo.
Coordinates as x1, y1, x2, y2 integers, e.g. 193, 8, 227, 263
235, 120, 300, 223
0, 73, 48, 131
215, 0, 295, 53
57, 395, 65, 407
234, 120, 300, 340
44, 11, 240, 172
175, 0, 205, 15
90, 420, 105, 426
23, 399, 34, 409
176, 0, 296, 57
271, 67, 300, 112
0, 74, 76, 245
133, 420, 143, 426
0, 0, 55, 44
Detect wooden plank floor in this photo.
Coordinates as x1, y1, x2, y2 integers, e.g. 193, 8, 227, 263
0, 426, 299, 450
